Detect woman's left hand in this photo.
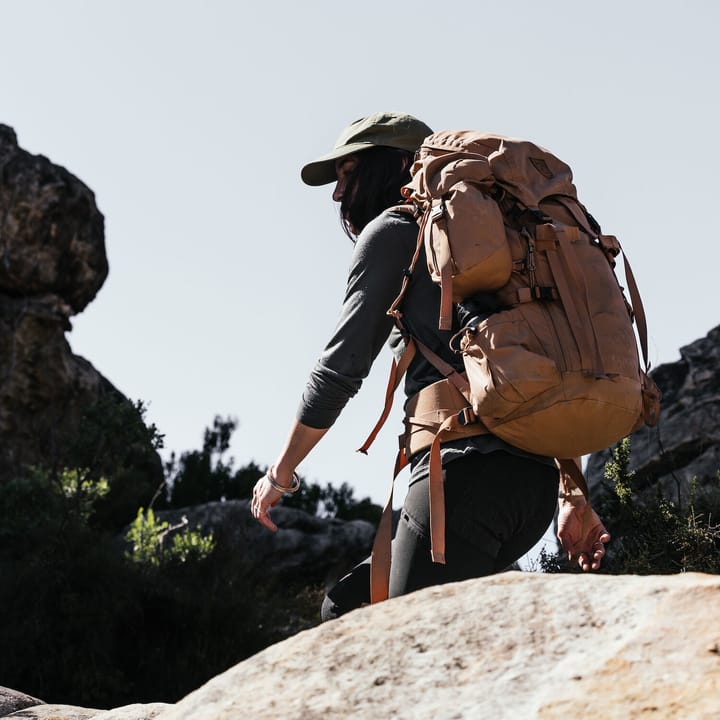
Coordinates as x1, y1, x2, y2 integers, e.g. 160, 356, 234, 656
251, 474, 285, 532
557, 497, 611, 572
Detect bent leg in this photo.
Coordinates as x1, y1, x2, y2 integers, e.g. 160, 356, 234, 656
389, 451, 558, 598
321, 557, 371, 621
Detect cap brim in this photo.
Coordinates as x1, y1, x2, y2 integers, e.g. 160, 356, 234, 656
300, 142, 377, 186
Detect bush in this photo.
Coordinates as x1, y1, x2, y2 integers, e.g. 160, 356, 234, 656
124, 507, 215, 567
596, 438, 720, 574
0, 464, 324, 708
541, 438, 720, 574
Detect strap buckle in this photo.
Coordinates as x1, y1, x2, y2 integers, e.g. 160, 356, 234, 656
457, 407, 478, 426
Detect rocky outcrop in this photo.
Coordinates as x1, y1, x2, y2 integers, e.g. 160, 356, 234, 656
587, 324, 720, 504
0, 687, 43, 717
5, 572, 719, 719
0, 125, 158, 482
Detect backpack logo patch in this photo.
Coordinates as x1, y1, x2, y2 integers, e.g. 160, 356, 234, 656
530, 157, 554, 179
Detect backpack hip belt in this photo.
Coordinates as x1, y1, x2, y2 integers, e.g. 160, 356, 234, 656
403, 376, 486, 458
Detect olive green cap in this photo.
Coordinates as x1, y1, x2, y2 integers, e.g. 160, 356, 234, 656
301, 111, 433, 186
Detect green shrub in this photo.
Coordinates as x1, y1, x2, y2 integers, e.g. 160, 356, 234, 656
125, 507, 215, 566
0, 463, 324, 708
542, 438, 720, 574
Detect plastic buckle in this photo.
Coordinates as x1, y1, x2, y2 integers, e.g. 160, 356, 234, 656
430, 202, 445, 220
457, 407, 477, 426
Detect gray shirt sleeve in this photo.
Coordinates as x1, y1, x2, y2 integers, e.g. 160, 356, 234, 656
297, 212, 414, 429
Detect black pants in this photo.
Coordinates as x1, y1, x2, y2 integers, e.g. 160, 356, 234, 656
321, 451, 559, 621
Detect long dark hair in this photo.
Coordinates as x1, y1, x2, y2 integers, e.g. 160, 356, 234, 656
340, 146, 414, 239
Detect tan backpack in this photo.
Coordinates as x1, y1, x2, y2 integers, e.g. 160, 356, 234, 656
361, 130, 661, 603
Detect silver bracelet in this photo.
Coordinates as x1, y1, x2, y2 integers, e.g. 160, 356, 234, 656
265, 466, 301, 494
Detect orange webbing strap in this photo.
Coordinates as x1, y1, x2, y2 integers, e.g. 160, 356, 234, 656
554, 197, 652, 374
542, 224, 603, 374
357, 339, 417, 455
427, 409, 483, 563
426, 201, 455, 331
555, 457, 590, 500
556, 457, 598, 540
621, 251, 650, 372
413, 337, 471, 400
370, 447, 409, 604
387, 208, 429, 321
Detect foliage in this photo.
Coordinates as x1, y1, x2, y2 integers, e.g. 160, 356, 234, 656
58, 468, 110, 523
164, 416, 264, 507
58, 394, 166, 531
283, 479, 382, 524
0, 463, 324, 708
0, 412, 382, 709
541, 437, 720, 574
124, 507, 215, 567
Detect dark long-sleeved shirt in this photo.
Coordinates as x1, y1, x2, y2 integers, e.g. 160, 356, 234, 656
297, 209, 459, 427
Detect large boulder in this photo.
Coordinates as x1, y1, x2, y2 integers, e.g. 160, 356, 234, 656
0, 687, 44, 716
0, 125, 107, 311
587, 324, 720, 504
7, 572, 717, 719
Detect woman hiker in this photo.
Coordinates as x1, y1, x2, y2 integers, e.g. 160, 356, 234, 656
251, 112, 610, 619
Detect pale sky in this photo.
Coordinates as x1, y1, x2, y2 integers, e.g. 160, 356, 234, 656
2, 0, 718, 509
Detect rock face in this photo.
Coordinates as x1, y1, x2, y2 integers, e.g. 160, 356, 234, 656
0, 687, 43, 716
154, 500, 376, 587
0, 125, 154, 480
0, 125, 107, 311
5, 572, 718, 719
587, 324, 720, 503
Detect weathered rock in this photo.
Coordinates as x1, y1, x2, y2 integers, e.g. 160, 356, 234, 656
2, 705, 100, 719
0, 126, 160, 484
0, 294, 109, 472
0, 687, 44, 716
4, 573, 719, 719
1, 703, 171, 720
153, 500, 376, 587
0, 125, 107, 312
93, 703, 171, 720
587, 324, 720, 504
152, 571, 719, 719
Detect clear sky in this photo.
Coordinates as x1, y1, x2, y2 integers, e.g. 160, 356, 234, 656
2, 0, 718, 508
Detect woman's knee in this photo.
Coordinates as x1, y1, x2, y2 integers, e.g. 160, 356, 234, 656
320, 557, 371, 621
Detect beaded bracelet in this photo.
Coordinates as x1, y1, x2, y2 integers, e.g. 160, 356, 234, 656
265, 466, 301, 494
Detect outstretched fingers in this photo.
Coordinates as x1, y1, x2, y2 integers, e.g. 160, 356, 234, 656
578, 531, 611, 572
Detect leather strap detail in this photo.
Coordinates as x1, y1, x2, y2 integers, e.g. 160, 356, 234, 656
370, 447, 409, 604
427, 201, 455, 331
357, 338, 417, 455
556, 457, 590, 500
542, 224, 605, 374
427, 411, 486, 563
387, 207, 427, 322
403, 377, 484, 457
413, 338, 471, 399
369, 379, 487, 604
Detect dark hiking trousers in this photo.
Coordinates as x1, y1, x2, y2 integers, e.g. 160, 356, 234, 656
321, 450, 559, 621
